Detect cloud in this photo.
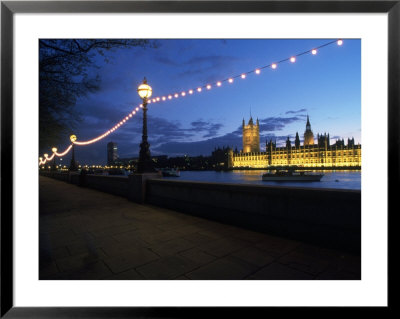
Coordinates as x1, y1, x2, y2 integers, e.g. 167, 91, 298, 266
151, 116, 305, 156
285, 108, 307, 114
258, 116, 303, 133
154, 56, 179, 66
188, 120, 224, 138
152, 131, 242, 156
73, 110, 303, 162
176, 55, 240, 81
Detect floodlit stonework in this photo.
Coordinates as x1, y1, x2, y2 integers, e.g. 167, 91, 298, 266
229, 116, 361, 168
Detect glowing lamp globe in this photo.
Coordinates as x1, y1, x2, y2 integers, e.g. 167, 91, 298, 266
137, 78, 152, 99
44, 153, 49, 158
52, 147, 57, 153
39, 157, 43, 161
70, 135, 77, 143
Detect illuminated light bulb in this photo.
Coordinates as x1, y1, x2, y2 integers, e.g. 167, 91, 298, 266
174, 93, 179, 98
181, 92, 186, 96
162, 96, 166, 101
152, 99, 156, 103
125, 117, 129, 120
156, 97, 160, 101
290, 56, 296, 63
311, 49, 317, 55
241, 74, 246, 79
44, 153, 49, 158
197, 87, 202, 92
189, 90, 193, 94
271, 63, 277, 69
255, 69, 261, 74
217, 82, 222, 86
168, 95, 172, 99
123, 119, 126, 123
228, 78, 233, 83
139, 104, 143, 107
337, 39, 343, 46
119, 121, 123, 125
147, 100, 151, 104
52, 147, 57, 153
206, 85, 211, 90
129, 114, 132, 118
136, 107, 139, 111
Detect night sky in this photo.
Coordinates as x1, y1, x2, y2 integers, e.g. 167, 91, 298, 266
52, 39, 361, 165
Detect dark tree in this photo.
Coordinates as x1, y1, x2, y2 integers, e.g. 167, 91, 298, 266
39, 39, 156, 151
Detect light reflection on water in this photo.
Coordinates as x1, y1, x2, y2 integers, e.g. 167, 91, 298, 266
175, 170, 361, 190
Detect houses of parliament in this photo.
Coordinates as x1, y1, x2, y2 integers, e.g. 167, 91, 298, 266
228, 115, 361, 168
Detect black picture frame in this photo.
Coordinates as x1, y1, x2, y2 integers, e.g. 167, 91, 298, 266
1, 1, 396, 317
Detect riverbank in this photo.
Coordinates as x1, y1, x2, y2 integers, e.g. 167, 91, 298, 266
39, 176, 361, 280
40, 171, 361, 252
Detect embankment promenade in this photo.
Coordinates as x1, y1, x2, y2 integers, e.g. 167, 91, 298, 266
40, 171, 361, 253
39, 175, 360, 280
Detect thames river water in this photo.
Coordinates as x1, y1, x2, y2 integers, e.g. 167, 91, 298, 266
173, 170, 361, 190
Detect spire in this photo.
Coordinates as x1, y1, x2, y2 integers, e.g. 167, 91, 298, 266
256, 118, 259, 126
286, 136, 291, 148
295, 132, 300, 148
305, 114, 312, 132
248, 106, 254, 125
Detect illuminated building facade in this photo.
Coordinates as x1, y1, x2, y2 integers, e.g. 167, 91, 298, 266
229, 116, 361, 168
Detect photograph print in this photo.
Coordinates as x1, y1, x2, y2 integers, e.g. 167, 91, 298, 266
39, 38, 361, 280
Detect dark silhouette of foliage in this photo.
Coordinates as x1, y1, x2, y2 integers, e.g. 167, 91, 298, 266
39, 39, 155, 151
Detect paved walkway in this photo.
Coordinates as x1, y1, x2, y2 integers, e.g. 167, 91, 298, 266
39, 176, 361, 280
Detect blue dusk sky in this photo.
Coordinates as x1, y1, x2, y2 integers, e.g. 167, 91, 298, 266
52, 39, 361, 165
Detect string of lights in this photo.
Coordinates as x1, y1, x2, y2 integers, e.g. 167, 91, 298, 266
54, 144, 73, 156
39, 39, 343, 165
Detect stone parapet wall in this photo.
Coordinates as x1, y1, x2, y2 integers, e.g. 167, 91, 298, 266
146, 179, 361, 253
82, 174, 129, 197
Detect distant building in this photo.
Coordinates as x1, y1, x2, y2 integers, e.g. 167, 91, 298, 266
229, 116, 361, 168
303, 115, 314, 146
107, 142, 118, 165
242, 117, 260, 153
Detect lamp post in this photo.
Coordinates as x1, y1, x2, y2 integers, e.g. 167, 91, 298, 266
137, 77, 155, 173
51, 147, 57, 170
69, 135, 78, 171
44, 154, 49, 170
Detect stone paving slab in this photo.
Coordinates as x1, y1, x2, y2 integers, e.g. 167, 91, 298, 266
39, 176, 361, 280
186, 256, 258, 280
136, 255, 199, 279
102, 247, 160, 274
247, 262, 315, 280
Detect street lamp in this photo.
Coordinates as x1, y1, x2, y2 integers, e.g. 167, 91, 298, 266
136, 77, 156, 173
137, 79, 152, 99
69, 134, 78, 171
51, 147, 57, 170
